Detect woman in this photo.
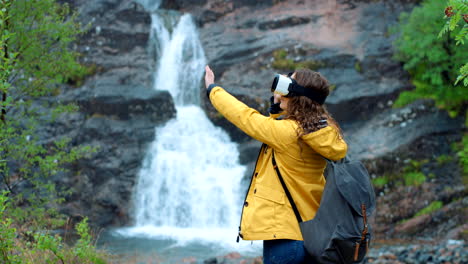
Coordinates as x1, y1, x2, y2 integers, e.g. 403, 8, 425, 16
204, 65, 347, 264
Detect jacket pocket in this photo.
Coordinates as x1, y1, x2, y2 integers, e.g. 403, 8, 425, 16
254, 184, 285, 204
251, 185, 285, 233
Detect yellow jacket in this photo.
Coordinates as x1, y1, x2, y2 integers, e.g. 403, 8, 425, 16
208, 85, 348, 241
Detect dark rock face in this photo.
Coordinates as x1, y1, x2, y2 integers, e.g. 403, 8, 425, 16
64, 84, 175, 123
192, 0, 462, 162
43, 0, 176, 227
74, 0, 154, 86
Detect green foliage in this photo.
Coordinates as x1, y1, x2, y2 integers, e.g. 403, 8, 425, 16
74, 218, 106, 264
372, 176, 389, 188
403, 171, 427, 186
273, 49, 287, 60
456, 63, 468, 86
0, 192, 21, 264
354, 61, 362, 73
33, 232, 66, 263
439, 0, 468, 86
0, 0, 97, 228
0, 192, 107, 264
0, 0, 105, 262
392, 0, 468, 114
436, 154, 454, 165
402, 159, 428, 186
7, 0, 89, 94
452, 134, 468, 174
271, 49, 325, 71
439, 0, 468, 44
414, 200, 443, 217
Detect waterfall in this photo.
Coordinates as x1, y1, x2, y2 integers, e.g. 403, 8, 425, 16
120, 9, 247, 246
137, 0, 162, 12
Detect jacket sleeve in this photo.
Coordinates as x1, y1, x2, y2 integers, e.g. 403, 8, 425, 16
208, 85, 295, 149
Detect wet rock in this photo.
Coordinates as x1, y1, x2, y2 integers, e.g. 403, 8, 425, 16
204, 253, 262, 264
258, 16, 314, 30
62, 83, 175, 123
161, 0, 208, 10
74, 0, 153, 86
373, 184, 467, 240
367, 240, 467, 264
445, 224, 468, 241
394, 214, 431, 234
38, 0, 177, 227
344, 100, 463, 160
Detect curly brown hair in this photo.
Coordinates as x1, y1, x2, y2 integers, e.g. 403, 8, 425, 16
285, 69, 342, 138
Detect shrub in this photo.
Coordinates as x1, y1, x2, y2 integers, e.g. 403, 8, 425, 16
0, 0, 106, 262
0, 192, 107, 264
392, 0, 468, 116
439, 0, 468, 86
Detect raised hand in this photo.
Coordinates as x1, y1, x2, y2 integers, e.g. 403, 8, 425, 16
204, 65, 215, 89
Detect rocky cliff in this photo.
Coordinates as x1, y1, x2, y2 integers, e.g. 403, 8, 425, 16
49, 0, 465, 242
48, 0, 176, 226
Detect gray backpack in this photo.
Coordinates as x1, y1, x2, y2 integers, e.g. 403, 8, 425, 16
272, 152, 376, 264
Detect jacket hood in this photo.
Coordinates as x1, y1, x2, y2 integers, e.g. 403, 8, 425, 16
301, 126, 348, 161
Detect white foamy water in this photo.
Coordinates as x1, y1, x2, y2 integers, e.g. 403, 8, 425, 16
114, 8, 260, 254
137, 0, 162, 12
132, 106, 244, 229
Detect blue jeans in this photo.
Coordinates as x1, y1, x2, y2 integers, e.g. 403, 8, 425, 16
263, 239, 312, 264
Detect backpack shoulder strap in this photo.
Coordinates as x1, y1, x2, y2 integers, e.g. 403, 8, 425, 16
271, 150, 303, 223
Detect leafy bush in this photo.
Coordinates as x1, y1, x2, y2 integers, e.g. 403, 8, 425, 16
0, 0, 97, 227
74, 218, 106, 264
0, 192, 21, 264
439, 0, 468, 86
0, 192, 107, 264
0, 0, 106, 262
392, 0, 468, 116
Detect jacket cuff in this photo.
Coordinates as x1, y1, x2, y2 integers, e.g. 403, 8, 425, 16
268, 96, 283, 114
207, 83, 218, 98
269, 103, 283, 114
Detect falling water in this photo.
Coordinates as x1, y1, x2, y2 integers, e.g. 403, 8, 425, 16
117, 8, 249, 248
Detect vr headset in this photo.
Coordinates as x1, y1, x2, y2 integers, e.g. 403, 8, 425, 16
271, 72, 326, 105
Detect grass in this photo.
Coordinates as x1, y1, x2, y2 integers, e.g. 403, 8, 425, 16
354, 61, 362, 73
372, 176, 389, 188
436, 154, 454, 165
414, 201, 443, 217
403, 171, 426, 186
271, 49, 324, 71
